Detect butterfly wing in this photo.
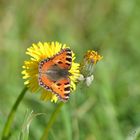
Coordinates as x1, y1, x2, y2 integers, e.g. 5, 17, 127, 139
39, 72, 70, 101
51, 78, 70, 101
52, 48, 72, 70
38, 48, 72, 101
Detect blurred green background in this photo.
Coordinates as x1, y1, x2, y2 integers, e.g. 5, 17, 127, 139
0, 0, 140, 140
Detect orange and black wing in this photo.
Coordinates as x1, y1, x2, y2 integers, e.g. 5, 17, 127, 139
52, 48, 72, 70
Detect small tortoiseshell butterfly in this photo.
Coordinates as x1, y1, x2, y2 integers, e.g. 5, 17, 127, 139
38, 48, 72, 101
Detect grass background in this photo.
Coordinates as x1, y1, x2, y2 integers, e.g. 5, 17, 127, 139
0, 0, 140, 139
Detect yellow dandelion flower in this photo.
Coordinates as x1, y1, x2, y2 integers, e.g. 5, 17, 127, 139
22, 42, 80, 102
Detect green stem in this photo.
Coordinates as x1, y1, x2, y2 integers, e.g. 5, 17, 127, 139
1, 87, 28, 140
40, 102, 64, 140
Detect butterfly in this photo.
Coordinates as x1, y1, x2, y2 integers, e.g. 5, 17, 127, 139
38, 48, 72, 101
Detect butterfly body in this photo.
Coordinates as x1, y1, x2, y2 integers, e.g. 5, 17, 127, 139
38, 48, 72, 101
45, 64, 70, 81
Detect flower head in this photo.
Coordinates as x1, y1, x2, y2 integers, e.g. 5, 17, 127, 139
79, 50, 103, 86
84, 50, 103, 64
22, 42, 80, 102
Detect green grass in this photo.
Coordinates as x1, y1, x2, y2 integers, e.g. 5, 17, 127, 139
0, 0, 140, 139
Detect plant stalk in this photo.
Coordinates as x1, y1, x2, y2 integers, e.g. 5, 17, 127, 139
40, 102, 64, 140
1, 87, 28, 140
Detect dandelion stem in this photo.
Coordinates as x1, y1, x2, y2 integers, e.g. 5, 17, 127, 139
1, 87, 28, 140
40, 102, 64, 140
